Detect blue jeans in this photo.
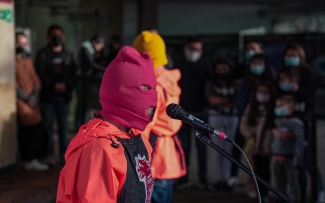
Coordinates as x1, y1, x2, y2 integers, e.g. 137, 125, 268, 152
151, 179, 174, 203
41, 97, 69, 156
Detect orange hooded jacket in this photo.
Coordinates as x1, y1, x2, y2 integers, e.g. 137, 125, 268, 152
142, 67, 186, 179
56, 118, 153, 203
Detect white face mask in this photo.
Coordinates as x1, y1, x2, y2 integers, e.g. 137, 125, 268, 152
256, 93, 270, 104
185, 50, 201, 63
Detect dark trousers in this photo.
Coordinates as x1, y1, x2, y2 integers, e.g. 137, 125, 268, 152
18, 122, 48, 161
253, 155, 270, 196
41, 97, 69, 156
178, 117, 207, 180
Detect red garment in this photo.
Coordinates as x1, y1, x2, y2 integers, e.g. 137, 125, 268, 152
56, 118, 153, 203
143, 67, 186, 179
99, 46, 157, 131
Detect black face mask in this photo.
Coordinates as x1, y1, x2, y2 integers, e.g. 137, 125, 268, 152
51, 36, 63, 47
16, 47, 28, 58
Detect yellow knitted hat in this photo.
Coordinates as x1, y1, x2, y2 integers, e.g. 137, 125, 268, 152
132, 31, 168, 68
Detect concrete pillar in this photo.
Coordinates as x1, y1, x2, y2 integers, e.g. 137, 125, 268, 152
137, 0, 158, 33
0, 0, 16, 169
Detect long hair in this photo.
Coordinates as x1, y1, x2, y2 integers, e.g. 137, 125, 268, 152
282, 42, 309, 69
247, 81, 276, 127
246, 53, 274, 90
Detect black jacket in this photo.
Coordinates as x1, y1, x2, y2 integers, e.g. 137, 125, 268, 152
35, 45, 77, 103
174, 59, 211, 113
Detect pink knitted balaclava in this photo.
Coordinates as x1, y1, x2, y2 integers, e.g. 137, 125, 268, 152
99, 46, 158, 131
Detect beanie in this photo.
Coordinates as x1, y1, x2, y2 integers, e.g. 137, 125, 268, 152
132, 31, 168, 68
99, 46, 158, 131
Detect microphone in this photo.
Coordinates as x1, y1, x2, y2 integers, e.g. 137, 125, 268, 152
166, 103, 233, 143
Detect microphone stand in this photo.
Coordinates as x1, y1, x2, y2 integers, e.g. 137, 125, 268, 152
195, 130, 293, 203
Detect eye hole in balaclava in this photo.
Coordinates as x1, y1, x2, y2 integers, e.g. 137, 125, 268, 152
141, 85, 152, 91
141, 84, 156, 118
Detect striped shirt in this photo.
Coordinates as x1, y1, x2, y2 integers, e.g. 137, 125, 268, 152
271, 117, 305, 167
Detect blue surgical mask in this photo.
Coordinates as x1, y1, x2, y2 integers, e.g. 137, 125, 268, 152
280, 81, 293, 92
285, 57, 300, 67
250, 65, 265, 75
245, 50, 256, 61
274, 106, 288, 117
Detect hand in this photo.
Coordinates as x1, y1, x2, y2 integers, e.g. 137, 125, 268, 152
55, 82, 66, 93
280, 131, 293, 141
27, 100, 36, 108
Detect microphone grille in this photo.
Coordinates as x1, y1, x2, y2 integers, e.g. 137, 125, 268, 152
166, 103, 178, 118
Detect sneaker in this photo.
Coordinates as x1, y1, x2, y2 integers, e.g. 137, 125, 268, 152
175, 178, 192, 190
196, 178, 209, 190
318, 191, 325, 203
25, 159, 49, 171
228, 176, 239, 187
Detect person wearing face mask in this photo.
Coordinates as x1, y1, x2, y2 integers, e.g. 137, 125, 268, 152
278, 66, 312, 122
233, 41, 264, 85
15, 32, 49, 171
205, 59, 238, 191
231, 54, 274, 186
56, 46, 158, 203
173, 37, 210, 189
270, 96, 304, 203
35, 24, 77, 165
75, 34, 107, 129
237, 54, 274, 118
133, 31, 186, 203
278, 66, 325, 203
282, 43, 314, 94
240, 82, 275, 200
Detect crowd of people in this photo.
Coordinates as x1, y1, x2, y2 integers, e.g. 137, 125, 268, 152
14, 24, 325, 203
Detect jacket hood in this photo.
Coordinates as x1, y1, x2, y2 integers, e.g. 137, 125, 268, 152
64, 118, 140, 160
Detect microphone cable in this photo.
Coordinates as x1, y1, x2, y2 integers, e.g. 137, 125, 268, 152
232, 141, 261, 203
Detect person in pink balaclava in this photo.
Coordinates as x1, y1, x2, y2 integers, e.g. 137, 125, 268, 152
56, 46, 158, 203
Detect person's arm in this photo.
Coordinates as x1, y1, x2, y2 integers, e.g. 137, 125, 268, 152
56, 140, 126, 203
208, 96, 230, 106
205, 81, 230, 106
16, 87, 29, 101
27, 59, 42, 106
83, 48, 106, 72
239, 105, 255, 139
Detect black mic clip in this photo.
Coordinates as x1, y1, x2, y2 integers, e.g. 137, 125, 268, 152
195, 130, 211, 145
